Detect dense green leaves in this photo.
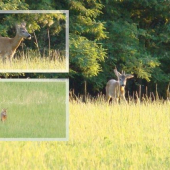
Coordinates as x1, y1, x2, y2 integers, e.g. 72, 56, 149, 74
0, 0, 170, 97
0, 0, 28, 10
70, 34, 106, 77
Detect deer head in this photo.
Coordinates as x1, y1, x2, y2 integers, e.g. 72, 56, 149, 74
114, 68, 134, 88
16, 22, 31, 40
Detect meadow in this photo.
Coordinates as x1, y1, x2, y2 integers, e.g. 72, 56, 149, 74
0, 97, 170, 169
0, 50, 67, 71
0, 80, 67, 139
0, 58, 66, 71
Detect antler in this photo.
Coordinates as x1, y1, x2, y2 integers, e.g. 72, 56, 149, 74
121, 70, 126, 75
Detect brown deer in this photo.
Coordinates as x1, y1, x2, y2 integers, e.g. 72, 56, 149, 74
0, 22, 31, 63
1, 109, 7, 122
106, 68, 134, 103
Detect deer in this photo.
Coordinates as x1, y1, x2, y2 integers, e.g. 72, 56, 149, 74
106, 68, 134, 104
0, 22, 31, 63
1, 109, 7, 122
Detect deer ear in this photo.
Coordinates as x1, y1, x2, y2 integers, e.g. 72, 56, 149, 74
126, 74, 134, 79
15, 23, 20, 31
114, 68, 121, 77
15, 23, 20, 28
21, 22, 26, 27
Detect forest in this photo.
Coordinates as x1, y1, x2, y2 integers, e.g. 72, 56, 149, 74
0, 0, 170, 99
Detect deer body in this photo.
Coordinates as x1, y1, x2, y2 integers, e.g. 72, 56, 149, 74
106, 69, 134, 103
0, 22, 31, 63
1, 109, 7, 122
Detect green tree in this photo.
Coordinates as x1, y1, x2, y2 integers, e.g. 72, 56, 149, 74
69, 1, 107, 99
95, 0, 170, 97
0, 0, 170, 98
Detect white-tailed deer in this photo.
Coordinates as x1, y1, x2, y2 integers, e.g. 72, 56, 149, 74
0, 22, 31, 63
1, 109, 7, 122
106, 68, 134, 103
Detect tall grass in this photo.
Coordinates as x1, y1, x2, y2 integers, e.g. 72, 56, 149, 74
0, 58, 66, 71
0, 50, 66, 71
0, 96, 170, 169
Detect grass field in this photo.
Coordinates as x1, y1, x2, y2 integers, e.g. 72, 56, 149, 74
0, 98, 170, 169
0, 80, 67, 139
0, 57, 66, 71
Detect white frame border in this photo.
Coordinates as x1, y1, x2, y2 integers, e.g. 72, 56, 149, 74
0, 78, 69, 141
0, 10, 69, 73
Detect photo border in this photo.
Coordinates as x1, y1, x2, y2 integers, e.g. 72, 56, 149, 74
0, 78, 69, 141
0, 10, 69, 73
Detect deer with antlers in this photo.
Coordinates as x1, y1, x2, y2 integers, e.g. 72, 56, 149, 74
106, 68, 134, 103
0, 22, 31, 63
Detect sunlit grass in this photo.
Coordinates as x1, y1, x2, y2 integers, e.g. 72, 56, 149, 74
0, 81, 66, 138
0, 57, 66, 71
0, 98, 170, 169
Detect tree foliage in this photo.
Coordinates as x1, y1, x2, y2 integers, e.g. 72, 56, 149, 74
0, 0, 170, 97
69, 1, 107, 79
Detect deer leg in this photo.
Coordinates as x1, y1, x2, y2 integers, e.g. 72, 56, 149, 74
7, 53, 13, 66
111, 97, 118, 104
106, 95, 111, 103
116, 97, 119, 104
121, 95, 127, 104
9, 56, 12, 65
1, 54, 6, 64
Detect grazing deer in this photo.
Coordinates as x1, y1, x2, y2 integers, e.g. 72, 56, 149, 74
0, 22, 31, 63
106, 68, 134, 103
1, 109, 7, 122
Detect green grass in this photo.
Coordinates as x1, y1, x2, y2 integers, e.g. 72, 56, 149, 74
0, 81, 66, 138
0, 98, 170, 169
0, 57, 66, 71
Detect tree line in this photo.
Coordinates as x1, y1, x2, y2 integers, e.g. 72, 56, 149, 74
0, 0, 170, 99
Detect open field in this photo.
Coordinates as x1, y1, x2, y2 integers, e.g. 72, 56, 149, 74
0, 98, 170, 169
0, 57, 66, 71
0, 80, 66, 139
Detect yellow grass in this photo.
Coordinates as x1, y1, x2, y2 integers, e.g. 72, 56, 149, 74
0, 57, 66, 71
0, 100, 170, 169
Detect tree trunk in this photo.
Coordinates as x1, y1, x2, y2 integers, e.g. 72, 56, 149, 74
47, 28, 51, 58
83, 80, 87, 103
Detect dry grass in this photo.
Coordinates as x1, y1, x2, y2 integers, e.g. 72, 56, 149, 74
0, 56, 66, 71
0, 96, 170, 169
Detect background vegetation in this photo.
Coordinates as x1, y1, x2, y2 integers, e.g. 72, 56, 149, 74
1, 0, 170, 98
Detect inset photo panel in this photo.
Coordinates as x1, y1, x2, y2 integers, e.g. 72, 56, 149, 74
0, 79, 69, 141
0, 10, 69, 72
